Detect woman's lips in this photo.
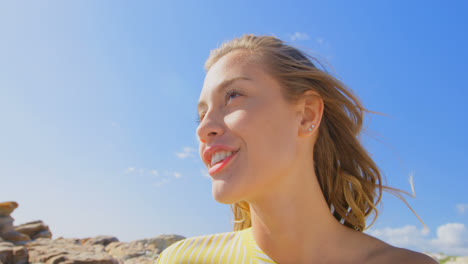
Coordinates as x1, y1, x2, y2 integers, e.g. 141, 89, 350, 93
208, 151, 239, 176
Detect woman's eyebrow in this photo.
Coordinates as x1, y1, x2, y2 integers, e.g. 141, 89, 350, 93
197, 76, 251, 112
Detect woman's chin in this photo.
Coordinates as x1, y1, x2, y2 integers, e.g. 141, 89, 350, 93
212, 185, 242, 205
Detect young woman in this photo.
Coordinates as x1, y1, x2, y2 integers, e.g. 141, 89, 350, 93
155, 34, 437, 264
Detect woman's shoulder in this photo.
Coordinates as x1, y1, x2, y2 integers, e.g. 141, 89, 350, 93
350, 231, 438, 264
155, 229, 246, 264
365, 243, 439, 264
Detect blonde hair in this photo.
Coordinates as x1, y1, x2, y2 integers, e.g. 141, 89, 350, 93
204, 34, 423, 232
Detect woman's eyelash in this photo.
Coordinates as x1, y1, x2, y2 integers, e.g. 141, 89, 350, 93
196, 88, 242, 125
225, 88, 242, 101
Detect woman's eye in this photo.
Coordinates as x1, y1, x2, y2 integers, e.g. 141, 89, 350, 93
196, 89, 241, 125
226, 89, 241, 102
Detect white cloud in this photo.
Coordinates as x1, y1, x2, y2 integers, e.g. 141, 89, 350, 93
125, 168, 181, 187
110, 121, 120, 129
125, 167, 160, 176
154, 178, 170, 188
367, 225, 429, 248
366, 223, 468, 256
124, 167, 135, 173
432, 223, 468, 251
316, 37, 324, 45
125, 167, 145, 174
200, 169, 210, 179
176, 147, 196, 159
315, 36, 331, 50
290, 32, 309, 42
456, 204, 468, 214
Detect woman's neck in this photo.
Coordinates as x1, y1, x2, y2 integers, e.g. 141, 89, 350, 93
246, 161, 357, 263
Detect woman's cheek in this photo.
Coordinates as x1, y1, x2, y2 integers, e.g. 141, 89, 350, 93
225, 109, 251, 131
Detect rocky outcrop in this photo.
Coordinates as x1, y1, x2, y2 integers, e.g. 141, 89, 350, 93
0, 201, 31, 263
22, 234, 185, 264
0, 202, 18, 217
0, 201, 185, 264
14, 221, 52, 240
0, 240, 28, 264
0, 202, 32, 244
104, 235, 185, 264
82, 236, 119, 247
25, 237, 119, 264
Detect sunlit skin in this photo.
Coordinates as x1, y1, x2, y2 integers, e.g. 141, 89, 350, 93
196, 50, 437, 264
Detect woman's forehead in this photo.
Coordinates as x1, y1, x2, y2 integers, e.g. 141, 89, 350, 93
203, 51, 268, 86
208, 51, 255, 75
203, 57, 246, 87
197, 51, 280, 112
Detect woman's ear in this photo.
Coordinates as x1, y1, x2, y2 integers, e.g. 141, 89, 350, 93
297, 90, 324, 137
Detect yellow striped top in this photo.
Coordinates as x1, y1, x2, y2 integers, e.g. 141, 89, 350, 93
155, 227, 277, 264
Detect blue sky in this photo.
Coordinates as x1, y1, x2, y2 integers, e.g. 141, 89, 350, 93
1, 0, 467, 256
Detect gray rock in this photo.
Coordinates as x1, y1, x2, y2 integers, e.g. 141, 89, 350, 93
0, 216, 14, 235
25, 237, 119, 264
0, 242, 14, 248
12, 246, 28, 264
134, 234, 186, 252
14, 220, 51, 239
0, 242, 28, 264
105, 234, 185, 263
1, 230, 31, 244
3, 227, 185, 264
0, 216, 13, 228
0, 245, 13, 264
0, 202, 18, 217
33, 229, 52, 240
83, 236, 119, 247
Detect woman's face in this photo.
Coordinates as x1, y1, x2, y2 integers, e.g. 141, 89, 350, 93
196, 50, 301, 204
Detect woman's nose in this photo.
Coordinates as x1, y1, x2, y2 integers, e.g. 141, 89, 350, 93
196, 112, 223, 143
